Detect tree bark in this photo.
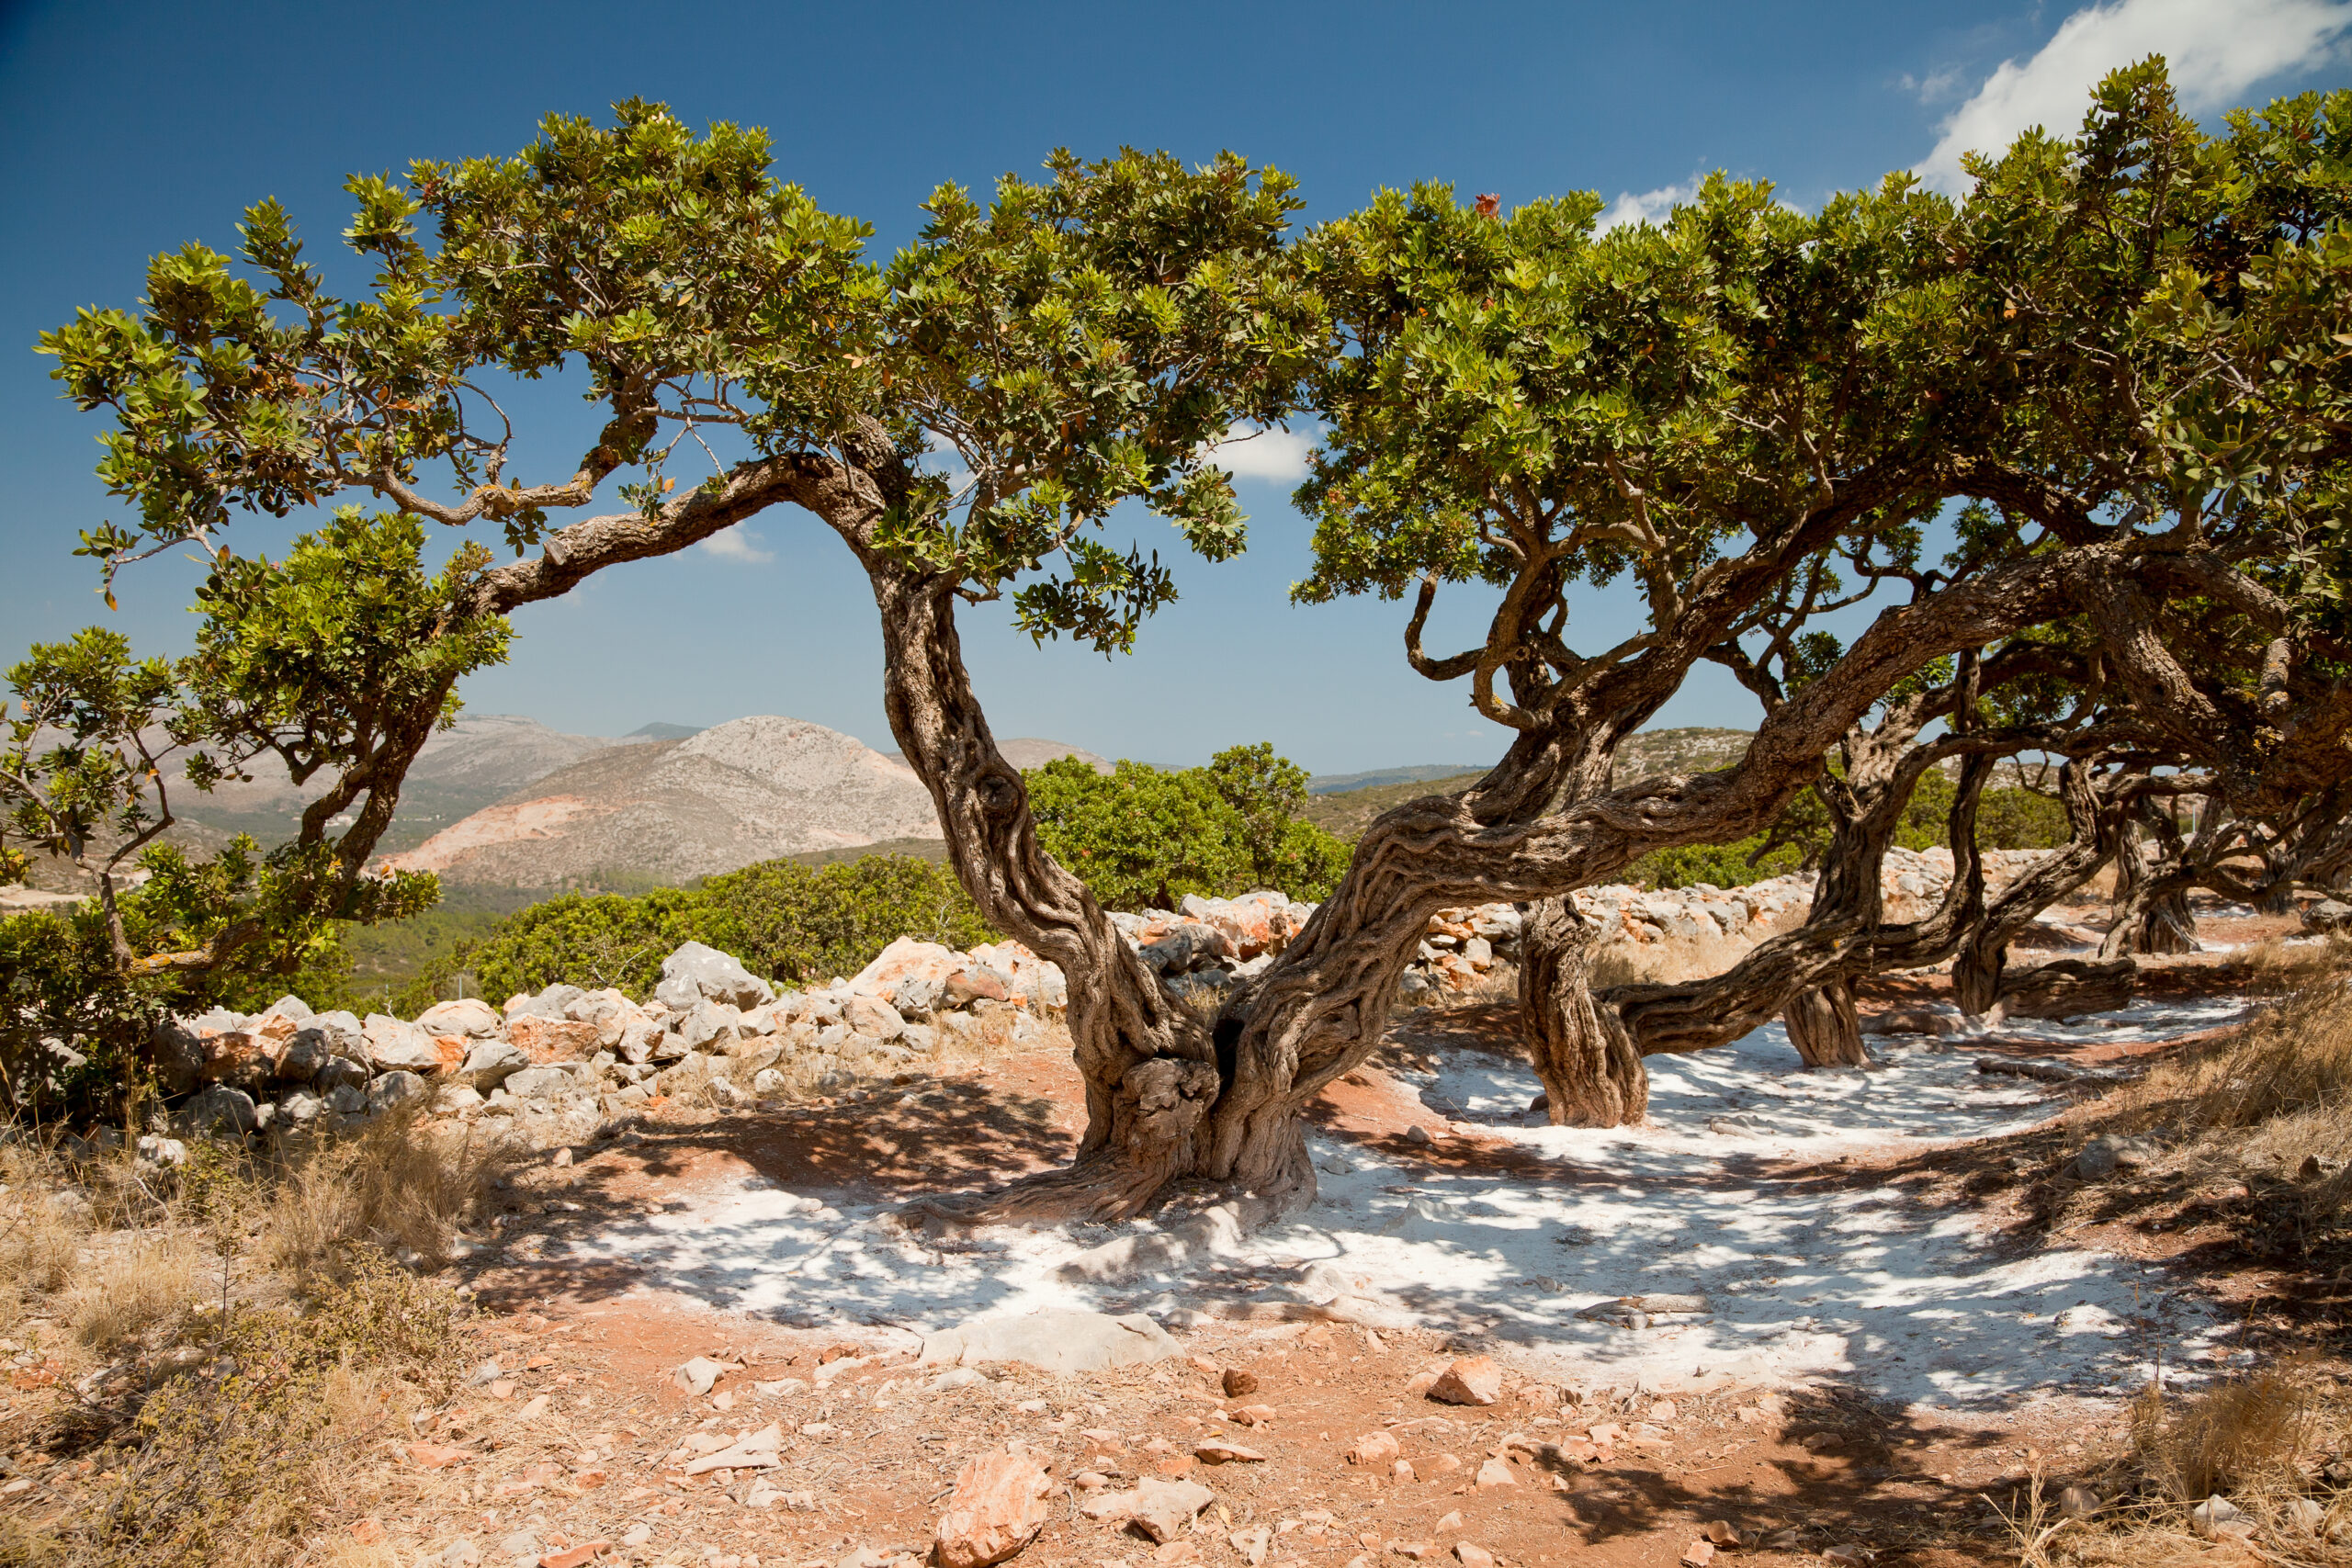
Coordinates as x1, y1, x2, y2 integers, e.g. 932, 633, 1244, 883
863, 559, 1228, 1222
1784, 978, 1866, 1066
1951, 757, 2132, 1016
1520, 897, 1647, 1124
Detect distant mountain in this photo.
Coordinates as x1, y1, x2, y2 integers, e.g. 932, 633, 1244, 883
885, 738, 1114, 775
626, 722, 705, 740
1307, 764, 1484, 795
384, 716, 943, 888
163, 714, 631, 855
1301, 728, 1756, 840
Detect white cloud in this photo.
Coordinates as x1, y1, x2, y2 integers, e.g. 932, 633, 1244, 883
1917, 0, 2352, 195
1201, 423, 1316, 482
1595, 182, 1698, 233
699, 525, 775, 564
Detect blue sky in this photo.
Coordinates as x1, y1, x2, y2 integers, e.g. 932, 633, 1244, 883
3, 0, 2346, 773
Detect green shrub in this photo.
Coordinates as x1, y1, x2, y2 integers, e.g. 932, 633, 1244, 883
457, 886, 730, 1002
704, 854, 994, 985
1026, 743, 1351, 910
1620, 776, 2075, 891
422, 853, 994, 1003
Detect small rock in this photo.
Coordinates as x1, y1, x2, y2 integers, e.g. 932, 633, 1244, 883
1700, 1521, 1742, 1546
1349, 1431, 1401, 1467
1392, 1459, 1415, 1483
2075, 1134, 2157, 1181
1452, 1546, 1493, 1568
1647, 1400, 1678, 1423
934, 1448, 1056, 1568
1229, 1525, 1272, 1565
1473, 1458, 1516, 1491
2056, 1484, 2101, 1520
674, 1357, 728, 1396
1223, 1369, 1259, 1398
1194, 1439, 1264, 1464
441, 1539, 481, 1566
1434, 1512, 1464, 1533
1428, 1357, 1503, 1406
2192, 1495, 2250, 1541
2286, 1495, 2324, 1533
1405, 1125, 1432, 1146
1082, 1475, 1216, 1543
1229, 1404, 1276, 1427
537, 1545, 612, 1568
1679, 1543, 1715, 1568
684, 1423, 782, 1475
930, 1367, 991, 1393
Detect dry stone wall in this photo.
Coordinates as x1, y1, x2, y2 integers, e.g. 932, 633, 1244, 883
148, 846, 2051, 1149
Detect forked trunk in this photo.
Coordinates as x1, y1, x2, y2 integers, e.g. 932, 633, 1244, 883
1520, 897, 1647, 1125
865, 562, 1226, 1221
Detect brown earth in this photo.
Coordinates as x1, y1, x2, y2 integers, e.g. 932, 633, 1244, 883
0, 890, 2334, 1564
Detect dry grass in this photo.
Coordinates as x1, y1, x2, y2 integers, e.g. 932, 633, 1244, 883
2082, 959, 2352, 1236
262, 1107, 508, 1279
63, 1231, 198, 1354
2132, 1370, 2320, 1502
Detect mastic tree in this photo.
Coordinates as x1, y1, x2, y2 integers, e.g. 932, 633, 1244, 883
0, 510, 504, 1112
36, 75, 2345, 1213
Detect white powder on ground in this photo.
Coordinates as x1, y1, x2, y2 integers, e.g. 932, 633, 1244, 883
562, 996, 2247, 1415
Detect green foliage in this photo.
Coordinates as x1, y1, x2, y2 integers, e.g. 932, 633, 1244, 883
427, 854, 994, 1004
454, 886, 729, 1003
1026, 744, 1352, 910
702, 855, 995, 987
38, 104, 1320, 657
1621, 835, 1808, 892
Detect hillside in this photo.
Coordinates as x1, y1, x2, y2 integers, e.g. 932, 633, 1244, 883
163, 713, 633, 855
1303, 728, 1754, 839
382, 716, 944, 888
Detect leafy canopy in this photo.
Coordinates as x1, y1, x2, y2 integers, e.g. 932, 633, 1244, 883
1025, 745, 1351, 911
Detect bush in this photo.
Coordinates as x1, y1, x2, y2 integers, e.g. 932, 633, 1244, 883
454, 886, 728, 1002
428, 853, 992, 1002
1026, 743, 1351, 910
704, 854, 994, 985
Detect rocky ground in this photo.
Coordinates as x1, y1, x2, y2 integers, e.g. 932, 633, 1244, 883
11, 876, 2346, 1566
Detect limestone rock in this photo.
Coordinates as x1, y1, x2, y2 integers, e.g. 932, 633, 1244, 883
933, 1449, 1055, 1568
683, 1423, 781, 1474
674, 1357, 728, 1396
460, 1040, 532, 1091
417, 998, 503, 1038
364, 1013, 444, 1073
2075, 1134, 2158, 1181
1428, 1357, 1503, 1406
505, 1013, 602, 1064
1078, 1475, 1215, 1543
918, 1307, 1179, 1377
657, 941, 775, 1012
175, 1084, 257, 1138
1348, 1431, 1400, 1467
2306, 898, 2352, 932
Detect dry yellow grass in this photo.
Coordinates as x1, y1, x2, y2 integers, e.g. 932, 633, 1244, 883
2132, 1371, 2319, 1502
262, 1107, 508, 1279
64, 1231, 198, 1353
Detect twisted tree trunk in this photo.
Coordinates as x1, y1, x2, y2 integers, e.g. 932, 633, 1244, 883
1954, 760, 2131, 1017
1520, 897, 1646, 1125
